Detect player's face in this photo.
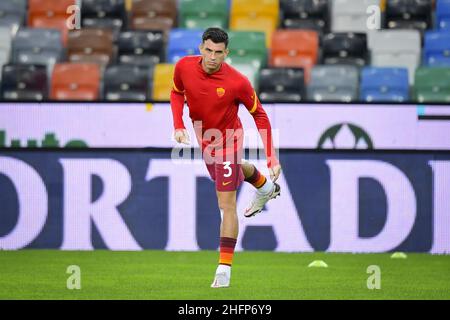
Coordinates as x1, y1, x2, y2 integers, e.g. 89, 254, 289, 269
200, 39, 229, 73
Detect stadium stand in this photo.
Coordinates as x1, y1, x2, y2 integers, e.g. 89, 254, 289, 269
259, 67, 305, 102
384, 0, 433, 32
12, 28, 64, 75
80, 0, 127, 39
360, 67, 410, 102
413, 67, 450, 102
269, 29, 318, 82
322, 32, 369, 66
28, 0, 76, 45
226, 31, 267, 69
368, 29, 421, 84
50, 63, 101, 100
423, 30, 450, 67
179, 0, 229, 29
0, 0, 27, 34
67, 28, 115, 67
307, 65, 359, 102
331, 0, 380, 33
167, 29, 202, 63
103, 64, 152, 101
152, 63, 175, 101
0, 28, 12, 81
280, 0, 330, 33
1, 64, 48, 101
117, 30, 164, 67
230, 0, 279, 47
0, 0, 448, 103
130, 0, 177, 40
437, 0, 450, 30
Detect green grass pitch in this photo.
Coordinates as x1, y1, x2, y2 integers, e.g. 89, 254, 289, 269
0, 250, 449, 300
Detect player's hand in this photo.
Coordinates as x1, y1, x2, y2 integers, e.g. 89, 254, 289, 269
269, 164, 282, 182
173, 129, 190, 145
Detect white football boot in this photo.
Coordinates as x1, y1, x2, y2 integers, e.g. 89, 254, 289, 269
244, 183, 281, 218
210, 272, 230, 288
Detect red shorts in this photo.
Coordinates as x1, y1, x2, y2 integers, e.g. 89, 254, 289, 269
204, 150, 245, 192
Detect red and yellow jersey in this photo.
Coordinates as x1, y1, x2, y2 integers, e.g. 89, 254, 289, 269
170, 55, 278, 168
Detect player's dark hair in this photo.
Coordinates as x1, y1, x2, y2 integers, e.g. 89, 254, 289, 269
202, 28, 229, 48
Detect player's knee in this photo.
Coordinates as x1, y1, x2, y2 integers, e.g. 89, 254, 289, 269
217, 196, 236, 212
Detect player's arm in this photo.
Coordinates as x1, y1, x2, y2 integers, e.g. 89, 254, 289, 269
170, 61, 190, 144
239, 78, 281, 181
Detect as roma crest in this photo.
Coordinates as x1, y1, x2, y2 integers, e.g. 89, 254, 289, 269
216, 87, 225, 98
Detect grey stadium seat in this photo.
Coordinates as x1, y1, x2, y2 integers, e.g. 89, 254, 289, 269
307, 65, 359, 102
103, 64, 153, 101
12, 28, 64, 75
0, 27, 12, 81
368, 30, 421, 84
331, 0, 380, 32
0, 0, 27, 34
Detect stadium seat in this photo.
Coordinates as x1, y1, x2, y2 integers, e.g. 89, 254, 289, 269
231, 63, 259, 90
413, 67, 450, 103
118, 30, 164, 67
269, 30, 318, 82
0, 0, 27, 34
81, 0, 127, 38
424, 31, 450, 67
103, 64, 152, 101
130, 0, 177, 40
28, 0, 76, 45
167, 29, 202, 63
67, 29, 115, 67
280, 0, 330, 33
360, 67, 409, 102
258, 68, 305, 102
322, 32, 368, 66
368, 30, 421, 84
152, 63, 175, 101
12, 29, 64, 73
436, 0, 450, 30
125, 0, 132, 11
226, 31, 267, 70
384, 0, 433, 31
0, 28, 12, 81
179, 0, 228, 29
51, 63, 101, 100
307, 65, 359, 102
230, 0, 279, 47
331, 0, 380, 32
1, 64, 48, 101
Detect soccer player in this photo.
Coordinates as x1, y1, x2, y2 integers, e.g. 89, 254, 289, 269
170, 28, 282, 288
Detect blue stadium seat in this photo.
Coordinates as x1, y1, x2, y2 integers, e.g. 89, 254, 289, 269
360, 67, 409, 102
424, 31, 450, 66
167, 29, 203, 63
437, 0, 450, 30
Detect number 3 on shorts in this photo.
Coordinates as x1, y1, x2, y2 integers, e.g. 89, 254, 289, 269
223, 161, 232, 178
